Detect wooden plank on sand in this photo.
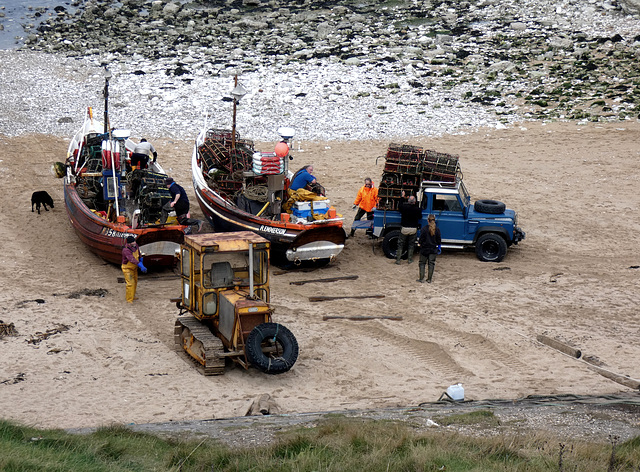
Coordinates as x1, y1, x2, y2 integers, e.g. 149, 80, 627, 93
537, 334, 640, 389
309, 294, 385, 302
290, 275, 358, 285
323, 315, 402, 321
117, 274, 179, 283
536, 334, 582, 358
585, 364, 640, 390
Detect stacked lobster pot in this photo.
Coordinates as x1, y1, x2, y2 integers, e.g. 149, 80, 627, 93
252, 152, 284, 175
377, 144, 462, 211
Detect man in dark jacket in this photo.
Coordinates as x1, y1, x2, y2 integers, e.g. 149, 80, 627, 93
395, 191, 422, 264
417, 214, 442, 283
162, 177, 204, 232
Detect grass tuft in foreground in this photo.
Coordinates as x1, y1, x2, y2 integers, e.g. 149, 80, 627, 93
0, 416, 638, 471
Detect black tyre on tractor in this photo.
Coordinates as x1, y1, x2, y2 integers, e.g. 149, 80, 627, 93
475, 233, 507, 262
382, 229, 408, 260
474, 199, 506, 214
245, 323, 299, 374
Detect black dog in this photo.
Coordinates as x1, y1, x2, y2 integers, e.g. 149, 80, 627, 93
31, 191, 54, 214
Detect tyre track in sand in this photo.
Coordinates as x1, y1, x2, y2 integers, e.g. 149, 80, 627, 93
353, 317, 531, 381
363, 324, 472, 378
402, 319, 531, 372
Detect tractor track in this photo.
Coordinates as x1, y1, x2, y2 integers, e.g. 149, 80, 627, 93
365, 324, 471, 378
400, 320, 531, 372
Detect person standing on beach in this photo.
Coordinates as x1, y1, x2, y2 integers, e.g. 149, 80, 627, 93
349, 177, 378, 238
417, 214, 441, 283
121, 235, 147, 303
395, 191, 422, 264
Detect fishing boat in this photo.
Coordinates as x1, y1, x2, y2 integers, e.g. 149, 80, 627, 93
60, 74, 189, 267
191, 78, 345, 267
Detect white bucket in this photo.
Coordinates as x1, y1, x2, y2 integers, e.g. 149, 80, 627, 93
446, 383, 464, 401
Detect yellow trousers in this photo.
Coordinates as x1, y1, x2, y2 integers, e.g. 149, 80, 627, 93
121, 263, 138, 303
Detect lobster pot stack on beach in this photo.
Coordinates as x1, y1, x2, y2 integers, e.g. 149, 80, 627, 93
377, 144, 462, 210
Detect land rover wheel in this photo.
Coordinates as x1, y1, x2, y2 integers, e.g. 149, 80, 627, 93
246, 323, 299, 374
474, 199, 506, 214
382, 230, 404, 259
475, 233, 507, 262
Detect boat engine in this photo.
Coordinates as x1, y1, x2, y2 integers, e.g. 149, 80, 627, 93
128, 170, 172, 225
139, 186, 171, 225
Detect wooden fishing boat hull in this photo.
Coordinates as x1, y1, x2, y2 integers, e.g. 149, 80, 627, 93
191, 137, 345, 266
63, 107, 188, 268
64, 179, 185, 267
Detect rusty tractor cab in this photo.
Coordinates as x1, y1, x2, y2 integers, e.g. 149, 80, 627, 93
174, 231, 298, 375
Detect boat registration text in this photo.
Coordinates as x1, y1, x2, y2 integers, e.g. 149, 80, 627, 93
105, 228, 135, 239
259, 225, 286, 235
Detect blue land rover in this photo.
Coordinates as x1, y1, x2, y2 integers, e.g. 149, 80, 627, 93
372, 180, 525, 262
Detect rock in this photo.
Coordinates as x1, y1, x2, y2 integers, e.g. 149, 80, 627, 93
245, 394, 281, 416
2, 0, 640, 139
619, 0, 640, 15
344, 57, 362, 66
103, 8, 118, 19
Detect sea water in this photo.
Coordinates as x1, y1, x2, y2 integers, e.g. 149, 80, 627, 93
0, 0, 77, 50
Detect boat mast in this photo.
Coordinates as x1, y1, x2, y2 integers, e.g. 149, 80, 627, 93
230, 75, 247, 171
103, 68, 120, 217
231, 74, 238, 152
103, 69, 110, 134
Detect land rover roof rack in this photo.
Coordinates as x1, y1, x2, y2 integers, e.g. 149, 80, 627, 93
421, 179, 459, 188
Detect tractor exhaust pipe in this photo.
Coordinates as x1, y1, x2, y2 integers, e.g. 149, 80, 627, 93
248, 242, 255, 298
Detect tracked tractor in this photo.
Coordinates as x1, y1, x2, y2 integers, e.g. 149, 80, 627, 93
174, 231, 298, 375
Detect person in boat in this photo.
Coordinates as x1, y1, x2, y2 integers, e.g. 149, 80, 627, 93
283, 165, 327, 213
349, 177, 378, 238
131, 138, 158, 170
290, 165, 317, 192
162, 177, 204, 232
121, 235, 147, 303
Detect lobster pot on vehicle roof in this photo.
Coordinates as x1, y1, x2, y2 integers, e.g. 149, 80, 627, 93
371, 142, 525, 263
377, 144, 462, 210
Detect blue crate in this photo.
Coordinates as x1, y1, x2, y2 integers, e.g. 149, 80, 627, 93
292, 200, 330, 218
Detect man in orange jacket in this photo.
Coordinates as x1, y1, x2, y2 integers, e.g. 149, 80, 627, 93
349, 177, 378, 237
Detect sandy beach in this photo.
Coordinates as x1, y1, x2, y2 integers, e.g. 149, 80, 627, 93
1, 120, 639, 430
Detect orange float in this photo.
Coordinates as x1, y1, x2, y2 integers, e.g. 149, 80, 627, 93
274, 141, 289, 157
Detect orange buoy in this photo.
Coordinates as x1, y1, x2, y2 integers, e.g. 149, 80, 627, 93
275, 141, 289, 157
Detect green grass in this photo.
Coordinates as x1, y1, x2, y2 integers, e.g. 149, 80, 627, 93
433, 409, 501, 427
0, 417, 638, 471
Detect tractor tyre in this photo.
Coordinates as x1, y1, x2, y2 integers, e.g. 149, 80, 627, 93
246, 323, 298, 374
382, 229, 405, 260
475, 233, 507, 262
474, 199, 506, 214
